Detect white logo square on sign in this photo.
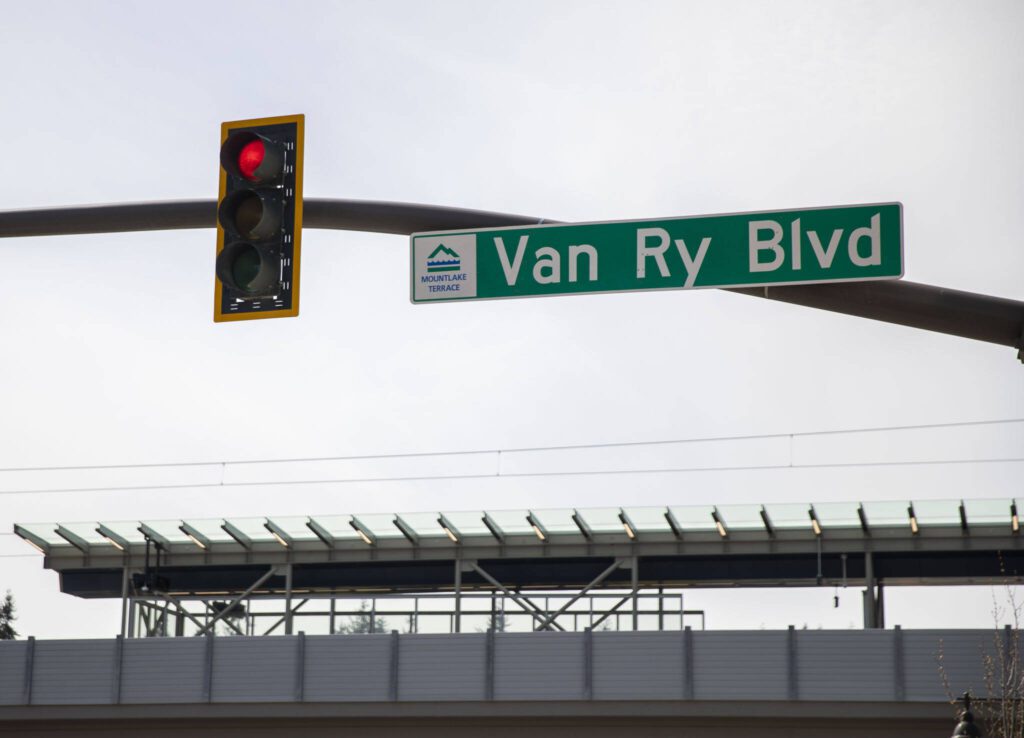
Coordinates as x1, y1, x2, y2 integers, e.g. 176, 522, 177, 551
413, 234, 477, 301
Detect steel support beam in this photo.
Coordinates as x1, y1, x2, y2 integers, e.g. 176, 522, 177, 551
469, 562, 565, 632
535, 559, 624, 631
192, 566, 277, 637
0, 199, 1020, 356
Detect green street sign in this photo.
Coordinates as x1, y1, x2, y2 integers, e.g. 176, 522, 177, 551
410, 203, 902, 303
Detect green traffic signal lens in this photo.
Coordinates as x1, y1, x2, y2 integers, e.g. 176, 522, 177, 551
230, 244, 262, 291
216, 241, 276, 295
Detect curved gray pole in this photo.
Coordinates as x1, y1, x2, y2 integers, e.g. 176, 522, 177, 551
0, 198, 1021, 354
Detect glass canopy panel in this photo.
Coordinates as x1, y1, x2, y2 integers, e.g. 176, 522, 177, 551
860, 501, 911, 529
223, 517, 276, 543
576, 508, 628, 533
666, 505, 716, 532
181, 518, 235, 543
434, 511, 490, 537
963, 498, 1014, 526
395, 512, 449, 539
810, 502, 863, 529
266, 516, 319, 541
761, 503, 812, 530
137, 519, 192, 543
532, 508, 583, 534
483, 510, 534, 536
307, 515, 361, 541
96, 521, 150, 544
912, 499, 962, 527
351, 513, 403, 539
622, 506, 672, 534
58, 522, 108, 544
16, 523, 67, 546
714, 504, 766, 531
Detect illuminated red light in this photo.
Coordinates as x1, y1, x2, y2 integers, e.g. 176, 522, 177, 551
237, 140, 265, 181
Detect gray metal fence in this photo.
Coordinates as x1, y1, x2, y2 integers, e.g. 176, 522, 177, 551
0, 629, 1010, 706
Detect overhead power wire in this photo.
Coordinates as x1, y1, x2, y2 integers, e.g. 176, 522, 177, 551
0, 418, 1020, 497
0, 416, 1019, 474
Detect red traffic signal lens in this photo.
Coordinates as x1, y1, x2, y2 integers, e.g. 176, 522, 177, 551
220, 132, 283, 183
238, 140, 265, 181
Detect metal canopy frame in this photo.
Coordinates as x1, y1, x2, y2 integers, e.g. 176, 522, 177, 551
15, 498, 1024, 564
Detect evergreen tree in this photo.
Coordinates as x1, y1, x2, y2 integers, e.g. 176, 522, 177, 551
335, 600, 387, 634
0, 591, 17, 640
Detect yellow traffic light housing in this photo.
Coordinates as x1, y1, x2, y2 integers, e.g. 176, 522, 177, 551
215, 114, 304, 322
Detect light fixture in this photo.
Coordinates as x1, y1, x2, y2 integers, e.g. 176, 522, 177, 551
263, 519, 292, 548
1012, 503, 1019, 533
908, 504, 919, 535
23, 537, 46, 555
98, 530, 125, 551
809, 507, 822, 537
438, 514, 461, 544
618, 510, 637, 540
526, 512, 547, 542
711, 509, 727, 538
14, 525, 51, 556
180, 521, 211, 550
269, 531, 289, 548
349, 516, 376, 546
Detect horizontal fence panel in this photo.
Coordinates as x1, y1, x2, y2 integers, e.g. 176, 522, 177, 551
796, 630, 895, 701
593, 631, 684, 700
303, 634, 392, 702
494, 632, 585, 701
904, 630, 990, 702
399, 634, 487, 701
0, 641, 30, 705
211, 636, 298, 703
0, 629, 1010, 706
30, 639, 116, 705
121, 638, 206, 704
693, 631, 789, 700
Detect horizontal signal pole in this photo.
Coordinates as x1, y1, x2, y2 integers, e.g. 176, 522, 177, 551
0, 199, 1021, 357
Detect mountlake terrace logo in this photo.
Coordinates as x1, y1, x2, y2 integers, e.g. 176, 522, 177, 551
426, 244, 461, 272
413, 233, 477, 301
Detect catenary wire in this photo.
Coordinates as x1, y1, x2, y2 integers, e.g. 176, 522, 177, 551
0, 456, 1021, 497
0, 416, 1019, 474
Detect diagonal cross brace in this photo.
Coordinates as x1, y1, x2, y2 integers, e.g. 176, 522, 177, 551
470, 562, 566, 632
535, 559, 625, 631
191, 566, 277, 636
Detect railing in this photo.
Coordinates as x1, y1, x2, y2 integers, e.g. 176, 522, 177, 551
127, 589, 705, 638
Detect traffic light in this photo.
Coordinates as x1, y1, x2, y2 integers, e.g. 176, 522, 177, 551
215, 114, 304, 322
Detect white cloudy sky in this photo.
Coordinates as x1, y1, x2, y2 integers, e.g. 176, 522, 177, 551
0, 0, 1022, 638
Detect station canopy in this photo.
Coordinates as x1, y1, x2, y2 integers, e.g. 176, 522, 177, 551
13, 497, 1024, 598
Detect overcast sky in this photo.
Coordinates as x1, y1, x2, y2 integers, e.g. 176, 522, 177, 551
1, 0, 1022, 638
